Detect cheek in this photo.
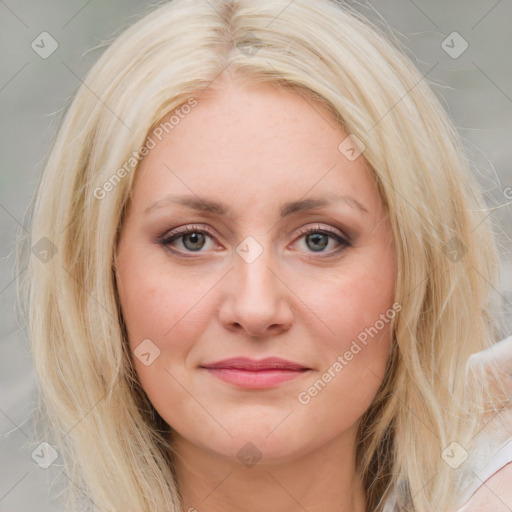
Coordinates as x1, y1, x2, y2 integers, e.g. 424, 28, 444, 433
306, 251, 396, 352
295, 269, 394, 434
115, 251, 218, 405
297, 248, 396, 403
117, 253, 213, 348
116, 262, 212, 423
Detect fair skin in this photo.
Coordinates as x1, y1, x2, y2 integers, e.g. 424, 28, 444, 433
115, 78, 397, 511
458, 464, 512, 511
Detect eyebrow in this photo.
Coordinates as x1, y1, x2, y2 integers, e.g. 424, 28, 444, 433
144, 193, 368, 217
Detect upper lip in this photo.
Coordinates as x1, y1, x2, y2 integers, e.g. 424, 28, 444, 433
200, 357, 310, 371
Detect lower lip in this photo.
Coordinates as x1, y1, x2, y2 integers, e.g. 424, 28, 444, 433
203, 368, 309, 389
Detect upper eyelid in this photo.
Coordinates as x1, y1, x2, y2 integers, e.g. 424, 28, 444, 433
295, 224, 350, 241
161, 223, 346, 238
159, 223, 351, 248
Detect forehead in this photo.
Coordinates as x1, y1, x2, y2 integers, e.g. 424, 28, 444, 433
131, 80, 379, 216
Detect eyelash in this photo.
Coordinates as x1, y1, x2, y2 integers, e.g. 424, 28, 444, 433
157, 223, 352, 258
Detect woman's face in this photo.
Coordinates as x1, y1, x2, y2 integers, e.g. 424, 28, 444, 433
115, 80, 396, 464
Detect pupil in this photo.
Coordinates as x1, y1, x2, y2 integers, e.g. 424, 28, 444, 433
183, 232, 205, 251
307, 233, 328, 251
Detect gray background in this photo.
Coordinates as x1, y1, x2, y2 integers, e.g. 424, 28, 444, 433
1, 1, 511, 510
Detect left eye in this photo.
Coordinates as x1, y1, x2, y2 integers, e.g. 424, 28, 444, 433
158, 225, 350, 255
296, 229, 344, 253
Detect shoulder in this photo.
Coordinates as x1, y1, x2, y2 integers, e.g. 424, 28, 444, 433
457, 462, 512, 512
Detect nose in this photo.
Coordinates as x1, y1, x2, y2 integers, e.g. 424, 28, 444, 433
218, 247, 294, 338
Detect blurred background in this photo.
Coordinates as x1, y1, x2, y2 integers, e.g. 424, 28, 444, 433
1, 0, 511, 510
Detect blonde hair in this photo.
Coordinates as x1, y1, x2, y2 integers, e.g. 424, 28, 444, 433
16, 0, 506, 510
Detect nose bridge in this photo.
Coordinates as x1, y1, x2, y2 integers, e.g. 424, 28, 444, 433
233, 239, 280, 305
220, 236, 293, 336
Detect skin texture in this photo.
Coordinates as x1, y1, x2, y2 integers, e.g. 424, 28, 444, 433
115, 78, 397, 512
458, 464, 512, 511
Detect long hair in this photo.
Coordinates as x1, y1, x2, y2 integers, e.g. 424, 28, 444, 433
16, 0, 506, 510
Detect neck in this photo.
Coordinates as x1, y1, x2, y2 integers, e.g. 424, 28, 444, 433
171, 429, 366, 512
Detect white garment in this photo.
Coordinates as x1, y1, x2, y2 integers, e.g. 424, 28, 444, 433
455, 334, 512, 509
382, 335, 512, 511
456, 437, 512, 509
381, 439, 512, 511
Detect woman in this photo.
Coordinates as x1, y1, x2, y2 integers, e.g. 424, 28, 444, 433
17, 0, 511, 510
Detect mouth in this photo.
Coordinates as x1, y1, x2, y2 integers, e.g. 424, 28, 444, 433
200, 357, 311, 389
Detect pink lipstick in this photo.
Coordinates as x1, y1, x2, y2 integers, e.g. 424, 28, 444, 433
200, 357, 310, 389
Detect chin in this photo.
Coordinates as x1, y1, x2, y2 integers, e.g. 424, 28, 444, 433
178, 421, 321, 467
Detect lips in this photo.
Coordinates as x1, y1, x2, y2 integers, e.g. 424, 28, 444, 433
200, 357, 310, 371
200, 357, 311, 389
